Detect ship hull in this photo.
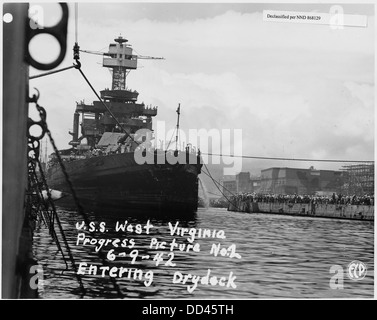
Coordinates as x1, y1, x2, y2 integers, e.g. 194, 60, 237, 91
46, 151, 202, 214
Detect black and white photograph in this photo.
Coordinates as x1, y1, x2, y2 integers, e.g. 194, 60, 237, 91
2, 1, 375, 304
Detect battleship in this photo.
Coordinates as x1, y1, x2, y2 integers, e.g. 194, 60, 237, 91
46, 36, 202, 213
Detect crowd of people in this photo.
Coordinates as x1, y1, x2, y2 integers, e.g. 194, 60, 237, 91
229, 192, 374, 206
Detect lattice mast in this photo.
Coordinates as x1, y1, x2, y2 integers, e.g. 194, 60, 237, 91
69, 36, 163, 147
103, 36, 137, 90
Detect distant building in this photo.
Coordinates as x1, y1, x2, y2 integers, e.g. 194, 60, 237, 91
341, 164, 374, 195
250, 177, 261, 193
222, 172, 259, 196
236, 172, 250, 193
259, 166, 344, 195
221, 167, 347, 196
222, 180, 237, 198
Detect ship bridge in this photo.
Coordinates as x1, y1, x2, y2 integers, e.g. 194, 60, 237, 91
69, 35, 161, 148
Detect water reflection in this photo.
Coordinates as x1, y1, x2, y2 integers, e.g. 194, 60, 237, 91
33, 207, 374, 299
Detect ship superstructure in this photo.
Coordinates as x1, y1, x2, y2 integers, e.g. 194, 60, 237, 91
47, 36, 202, 214
69, 36, 158, 148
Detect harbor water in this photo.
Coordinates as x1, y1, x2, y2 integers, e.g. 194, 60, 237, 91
33, 206, 374, 299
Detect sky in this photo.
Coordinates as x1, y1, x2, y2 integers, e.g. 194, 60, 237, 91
27, 2, 375, 189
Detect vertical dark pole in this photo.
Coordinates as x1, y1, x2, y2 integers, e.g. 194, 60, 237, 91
2, 3, 30, 298
175, 103, 180, 151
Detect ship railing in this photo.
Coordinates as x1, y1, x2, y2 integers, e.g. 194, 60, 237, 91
138, 143, 198, 155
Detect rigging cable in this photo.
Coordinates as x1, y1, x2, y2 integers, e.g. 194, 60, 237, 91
30, 99, 86, 296
79, 49, 107, 56
33, 73, 125, 300
74, 64, 139, 145
207, 191, 223, 197
29, 65, 77, 80
75, 3, 78, 44
72, 19, 139, 146
201, 163, 242, 211
27, 5, 125, 298
66, 8, 125, 296
27, 157, 69, 269
166, 129, 176, 150
201, 152, 374, 164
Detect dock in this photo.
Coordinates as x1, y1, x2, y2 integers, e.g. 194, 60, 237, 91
228, 200, 374, 221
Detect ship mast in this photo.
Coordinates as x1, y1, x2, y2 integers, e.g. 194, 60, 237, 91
175, 103, 181, 151
69, 36, 161, 148
103, 35, 136, 90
